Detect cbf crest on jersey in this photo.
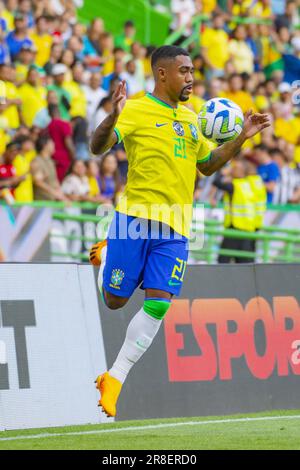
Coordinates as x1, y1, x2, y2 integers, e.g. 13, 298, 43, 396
173, 121, 184, 136
111, 269, 125, 287
189, 123, 198, 141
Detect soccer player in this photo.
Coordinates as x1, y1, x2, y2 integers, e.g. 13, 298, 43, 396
90, 45, 270, 417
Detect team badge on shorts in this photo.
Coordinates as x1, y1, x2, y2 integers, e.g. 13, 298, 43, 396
189, 123, 198, 141
173, 121, 184, 136
110, 269, 125, 289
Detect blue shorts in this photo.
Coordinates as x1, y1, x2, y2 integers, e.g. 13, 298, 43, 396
103, 212, 189, 298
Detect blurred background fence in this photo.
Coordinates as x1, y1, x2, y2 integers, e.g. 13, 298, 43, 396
1, 201, 299, 263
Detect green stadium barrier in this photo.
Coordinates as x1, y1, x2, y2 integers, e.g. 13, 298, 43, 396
0, 200, 99, 210
2, 201, 299, 263
77, 0, 171, 46
48, 203, 300, 264
164, 14, 277, 54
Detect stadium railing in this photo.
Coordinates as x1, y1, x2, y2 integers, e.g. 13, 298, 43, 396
1, 201, 299, 263
51, 203, 300, 263
164, 14, 274, 55
77, 0, 171, 46
196, 219, 300, 264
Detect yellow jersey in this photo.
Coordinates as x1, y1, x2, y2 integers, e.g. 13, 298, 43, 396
221, 90, 257, 114
274, 117, 298, 145
201, 28, 229, 70
13, 154, 33, 202
1, 9, 14, 31
63, 80, 87, 118
114, 93, 211, 238
0, 128, 10, 155
250, 2, 272, 18
18, 83, 47, 127
88, 176, 100, 197
15, 63, 29, 84
0, 115, 10, 154
29, 32, 53, 67
201, 0, 217, 13
290, 116, 300, 164
2, 81, 20, 129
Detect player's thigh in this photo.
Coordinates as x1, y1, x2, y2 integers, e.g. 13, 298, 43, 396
142, 238, 189, 296
145, 288, 172, 300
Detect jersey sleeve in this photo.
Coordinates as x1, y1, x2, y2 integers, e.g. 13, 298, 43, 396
114, 102, 136, 143
197, 137, 214, 163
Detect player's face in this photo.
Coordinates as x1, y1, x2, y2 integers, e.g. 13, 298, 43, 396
166, 55, 194, 102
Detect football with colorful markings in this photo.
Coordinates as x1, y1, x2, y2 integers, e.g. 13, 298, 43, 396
198, 98, 244, 144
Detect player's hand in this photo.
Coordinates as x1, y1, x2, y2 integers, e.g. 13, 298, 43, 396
112, 80, 127, 117
241, 110, 271, 139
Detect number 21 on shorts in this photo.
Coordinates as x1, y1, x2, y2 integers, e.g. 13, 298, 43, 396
171, 257, 187, 283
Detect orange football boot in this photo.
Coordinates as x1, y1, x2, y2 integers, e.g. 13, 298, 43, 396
89, 239, 107, 266
95, 372, 122, 417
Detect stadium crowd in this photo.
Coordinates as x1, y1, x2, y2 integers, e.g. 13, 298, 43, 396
0, 0, 300, 206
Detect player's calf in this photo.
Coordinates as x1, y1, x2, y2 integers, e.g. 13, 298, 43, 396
96, 297, 171, 416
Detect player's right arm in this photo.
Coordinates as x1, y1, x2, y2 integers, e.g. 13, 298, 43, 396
90, 81, 127, 155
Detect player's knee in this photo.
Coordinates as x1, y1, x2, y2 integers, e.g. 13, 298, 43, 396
104, 291, 129, 310
143, 298, 171, 320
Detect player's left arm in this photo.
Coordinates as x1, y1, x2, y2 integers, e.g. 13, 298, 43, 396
197, 111, 271, 176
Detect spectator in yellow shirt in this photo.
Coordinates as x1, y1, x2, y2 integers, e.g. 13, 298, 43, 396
201, 14, 230, 79
86, 159, 100, 198
222, 73, 257, 114
100, 32, 115, 76
16, 134, 37, 164
0, 0, 14, 32
230, 0, 252, 17
0, 63, 21, 131
12, 138, 33, 202
229, 25, 254, 74
86, 159, 112, 203
15, 43, 38, 85
114, 20, 136, 53
201, 0, 217, 14
250, 0, 273, 19
0, 104, 10, 155
30, 15, 53, 67
18, 66, 47, 127
272, 101, 298, 145
59, 49, 74, 82
290, 108, 300, 164
63, 62, 87, 119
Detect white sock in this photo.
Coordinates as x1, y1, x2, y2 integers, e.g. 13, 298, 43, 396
97, 245, 107, 295
109, 307, 162, 384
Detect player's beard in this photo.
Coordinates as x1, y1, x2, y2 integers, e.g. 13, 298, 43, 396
179, 93, 189, 102
179, 86, 191, 102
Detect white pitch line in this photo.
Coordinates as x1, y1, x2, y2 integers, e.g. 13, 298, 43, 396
1, 414, 300, 442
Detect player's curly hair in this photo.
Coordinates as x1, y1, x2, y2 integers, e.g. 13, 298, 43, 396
151, 45, 189, 69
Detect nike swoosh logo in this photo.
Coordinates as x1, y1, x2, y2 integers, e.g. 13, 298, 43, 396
168, 280, 181, 286
156, 123, 168, 127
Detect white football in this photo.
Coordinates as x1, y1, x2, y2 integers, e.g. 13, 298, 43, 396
198, 98, 244, 144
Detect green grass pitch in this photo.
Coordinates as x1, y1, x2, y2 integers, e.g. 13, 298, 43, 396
0, 410, 300, 450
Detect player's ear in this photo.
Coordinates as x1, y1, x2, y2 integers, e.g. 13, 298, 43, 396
157, 66, 167, 82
